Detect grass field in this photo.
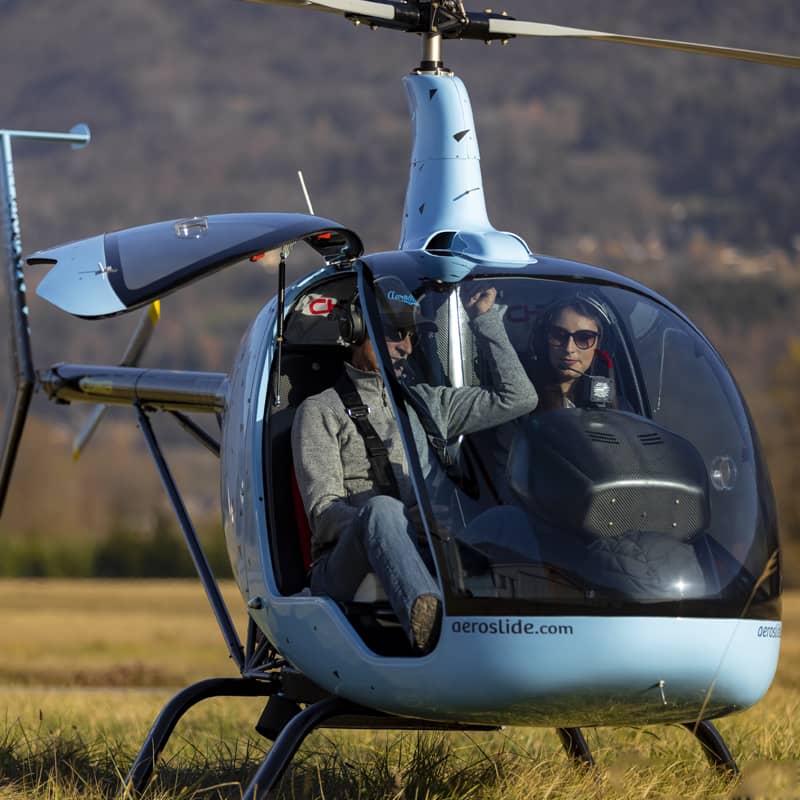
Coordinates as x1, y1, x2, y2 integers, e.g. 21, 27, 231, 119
1, 580, 799, 799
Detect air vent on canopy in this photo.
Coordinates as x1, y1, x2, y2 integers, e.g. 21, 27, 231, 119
587, 431, 619, 446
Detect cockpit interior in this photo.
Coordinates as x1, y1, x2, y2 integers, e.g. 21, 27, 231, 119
264, 257, 779, 656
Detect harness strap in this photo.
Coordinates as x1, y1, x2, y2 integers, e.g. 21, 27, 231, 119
401, 385, 452, 468
334, 372, 401, 498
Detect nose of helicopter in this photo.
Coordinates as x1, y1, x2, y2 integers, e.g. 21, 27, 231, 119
256, 597, 780, 728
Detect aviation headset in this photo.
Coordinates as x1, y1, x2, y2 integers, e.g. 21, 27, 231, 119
337, 290, 368, 346
335, 277, 423, 347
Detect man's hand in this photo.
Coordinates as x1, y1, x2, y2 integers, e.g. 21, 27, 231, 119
462, 286, 497, 318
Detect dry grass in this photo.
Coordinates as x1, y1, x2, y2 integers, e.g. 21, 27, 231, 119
0, 580, 799, 799
0, 580, 245, 687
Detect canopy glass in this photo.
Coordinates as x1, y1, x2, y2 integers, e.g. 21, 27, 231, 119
360, 257, 779, 620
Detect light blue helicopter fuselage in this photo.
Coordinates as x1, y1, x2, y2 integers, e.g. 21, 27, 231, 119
220, 70, 781, 727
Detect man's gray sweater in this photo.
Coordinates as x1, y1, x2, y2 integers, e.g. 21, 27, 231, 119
291, 306, 537, 559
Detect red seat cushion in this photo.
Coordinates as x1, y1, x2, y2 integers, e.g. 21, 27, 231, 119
290, 467, 313, 573
595, 348, 613, 371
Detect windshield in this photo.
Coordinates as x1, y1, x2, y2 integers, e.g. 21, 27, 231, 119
363, 263, 779, 619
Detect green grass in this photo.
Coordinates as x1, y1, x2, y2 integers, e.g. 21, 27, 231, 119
1, 581, 799, 799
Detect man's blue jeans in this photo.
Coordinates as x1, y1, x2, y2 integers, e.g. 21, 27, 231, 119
311, 495, 440, 641
310, 496, 539, 642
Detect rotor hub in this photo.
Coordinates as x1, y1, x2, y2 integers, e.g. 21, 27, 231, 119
348, 1, 514, 43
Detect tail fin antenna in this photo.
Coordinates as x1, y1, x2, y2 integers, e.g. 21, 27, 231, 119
297, 170, 315, 215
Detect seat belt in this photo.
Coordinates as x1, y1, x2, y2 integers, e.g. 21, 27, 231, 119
401, 385, 452, 468
334, 372, 401, 498
335, 370, 464, 496
335, 372, 458, 556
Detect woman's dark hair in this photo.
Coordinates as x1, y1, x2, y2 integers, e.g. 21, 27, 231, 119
542, 298, 605, 341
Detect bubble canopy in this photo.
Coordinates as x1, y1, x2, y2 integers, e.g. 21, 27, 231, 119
358, 251, 779, 621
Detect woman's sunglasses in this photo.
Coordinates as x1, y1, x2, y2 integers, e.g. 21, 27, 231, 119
547, 326, 599, 350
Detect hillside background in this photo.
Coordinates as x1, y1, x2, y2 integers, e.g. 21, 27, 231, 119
2, 0, 800, 579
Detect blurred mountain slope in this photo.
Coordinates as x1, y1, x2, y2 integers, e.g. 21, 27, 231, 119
2, 0, 800, 559
2, 0, 799, 255
1, 0, 797, 369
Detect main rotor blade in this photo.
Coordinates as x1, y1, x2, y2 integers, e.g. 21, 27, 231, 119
489, 19, 800, 69
241, 0, 395, 21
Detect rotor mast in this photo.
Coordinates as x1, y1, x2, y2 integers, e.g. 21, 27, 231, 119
399, 28, 531, 262
420, 31, 444, 72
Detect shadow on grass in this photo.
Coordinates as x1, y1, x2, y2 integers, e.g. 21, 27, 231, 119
1, 725, 750, 799
0, 726, 514, 799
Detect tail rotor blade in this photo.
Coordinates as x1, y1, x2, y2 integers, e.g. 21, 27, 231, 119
72, 301, 161, 460
1, 125, 90, 515
120, 301, 160, 367
73, 404, 108, 462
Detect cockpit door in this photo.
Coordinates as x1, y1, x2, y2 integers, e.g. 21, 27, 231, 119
29, 212, 363, 319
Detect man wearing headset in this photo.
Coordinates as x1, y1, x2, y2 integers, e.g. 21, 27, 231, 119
291, 276, 537, 653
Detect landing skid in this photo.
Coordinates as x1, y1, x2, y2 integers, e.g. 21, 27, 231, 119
683, 720, 739, 773
123, 673, 500, 798
124, 677, 277, 794
556, 726, 594, 766
121, 670, 738, 798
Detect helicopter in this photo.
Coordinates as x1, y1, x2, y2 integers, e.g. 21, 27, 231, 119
1, 2, 798, 798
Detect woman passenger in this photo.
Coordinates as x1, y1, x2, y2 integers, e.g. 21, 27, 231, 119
530, 298, 608, 411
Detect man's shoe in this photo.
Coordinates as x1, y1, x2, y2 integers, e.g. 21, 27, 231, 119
410, 594, 442, 653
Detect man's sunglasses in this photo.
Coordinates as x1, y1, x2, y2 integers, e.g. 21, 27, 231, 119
547, 326, 599, 350
382, 324, 417, 344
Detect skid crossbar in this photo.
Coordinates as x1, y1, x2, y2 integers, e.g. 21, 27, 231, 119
243, 696, 358, 799
124, 677, 276, 795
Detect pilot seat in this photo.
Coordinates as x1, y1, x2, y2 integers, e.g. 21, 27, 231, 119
264, 276, 419, 656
